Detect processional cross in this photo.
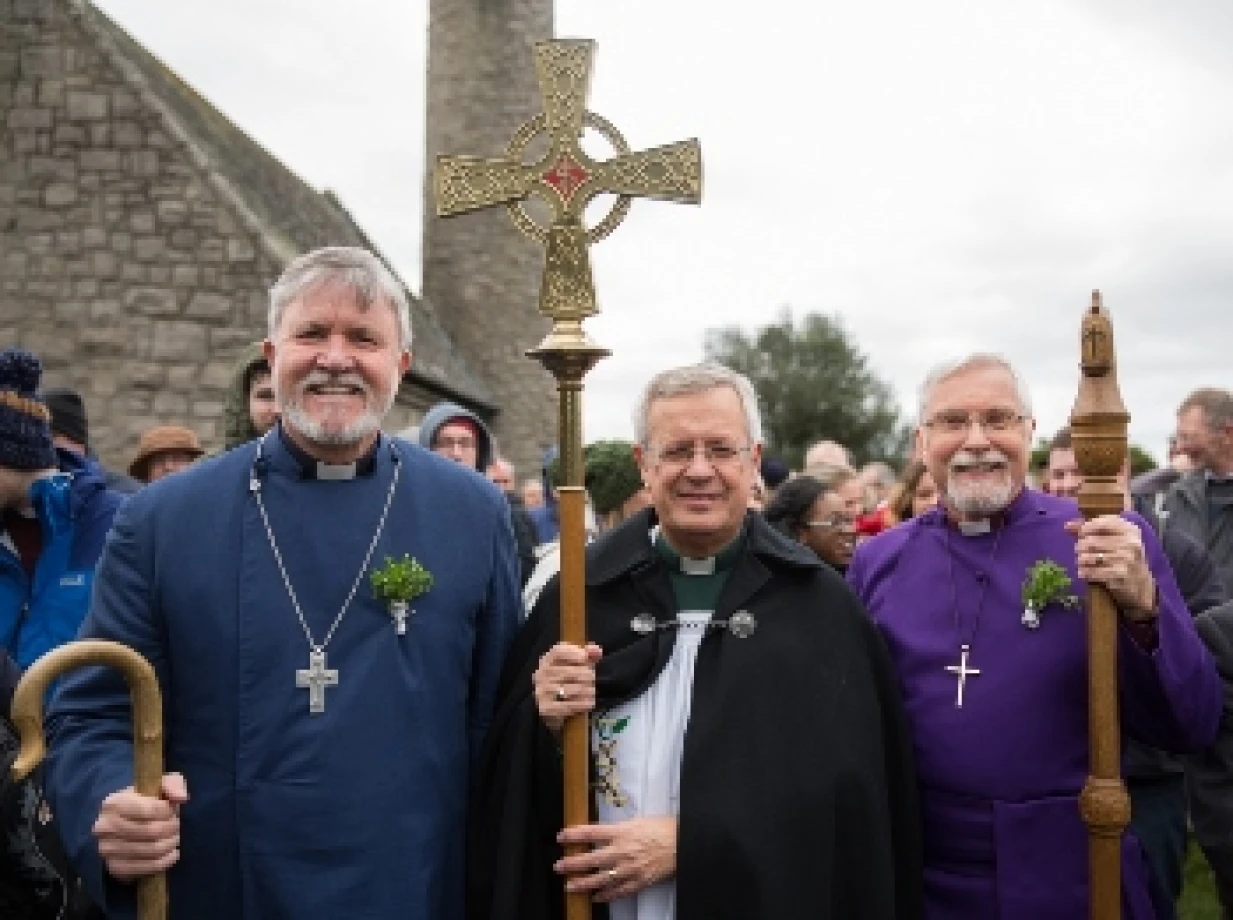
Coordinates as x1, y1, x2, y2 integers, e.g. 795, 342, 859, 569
944, 643, 980, 708
296, 649, 338, 714
434, 39, 702, 920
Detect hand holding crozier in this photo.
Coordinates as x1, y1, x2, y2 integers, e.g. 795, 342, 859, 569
534, 642, 603, 734
9, 639, 170, 920
1065, 515, 1157, 619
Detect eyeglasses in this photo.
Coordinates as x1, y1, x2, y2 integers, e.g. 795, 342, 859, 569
803, 515, 855, 530
923, 409, 1027, 435
651, 441, 751, 466
434, 436, 477, 451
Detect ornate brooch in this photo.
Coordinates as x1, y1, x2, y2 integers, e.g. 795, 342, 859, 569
1021, 559, 1080, 629
370, 555, 434, 635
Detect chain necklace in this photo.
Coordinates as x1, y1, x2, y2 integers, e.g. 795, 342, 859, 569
250, 437, 401, 714
940, 521, 1006, 709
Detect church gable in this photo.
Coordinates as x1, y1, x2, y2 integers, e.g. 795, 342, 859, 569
0, 0, 492, 467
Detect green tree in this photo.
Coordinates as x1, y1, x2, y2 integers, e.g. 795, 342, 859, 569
1128, 445, 1157, 478
704, 309, 909, 469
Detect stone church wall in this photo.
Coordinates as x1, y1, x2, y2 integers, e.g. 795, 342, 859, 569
1, 0, 280, 468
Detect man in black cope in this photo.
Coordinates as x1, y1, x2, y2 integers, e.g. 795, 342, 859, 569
469, 362, 923, 920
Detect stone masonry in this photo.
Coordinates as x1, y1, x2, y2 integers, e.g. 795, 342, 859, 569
1, 0, 525, 471
1, 0, 283, 465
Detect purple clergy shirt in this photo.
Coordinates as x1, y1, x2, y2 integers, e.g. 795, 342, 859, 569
847, 487, 1221, 920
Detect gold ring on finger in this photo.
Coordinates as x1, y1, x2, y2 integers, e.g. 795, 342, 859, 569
1096, 552, 1106, 566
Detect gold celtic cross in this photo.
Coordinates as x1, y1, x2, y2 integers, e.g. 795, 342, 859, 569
434, 39, 702, 342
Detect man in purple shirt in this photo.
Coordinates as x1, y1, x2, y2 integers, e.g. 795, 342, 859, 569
847, 352, 1221, 920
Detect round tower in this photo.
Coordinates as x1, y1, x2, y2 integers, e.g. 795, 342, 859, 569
423, 0, 557, 477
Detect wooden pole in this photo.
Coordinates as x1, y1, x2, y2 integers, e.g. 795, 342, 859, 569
554, 378, 600, 920
1069, 291, 1131, 920
10, 639, 166, 920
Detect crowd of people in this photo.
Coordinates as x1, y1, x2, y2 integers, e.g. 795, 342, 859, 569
1, 244, 1232, 919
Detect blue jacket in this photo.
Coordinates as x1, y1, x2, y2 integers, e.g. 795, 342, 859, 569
45, 433, 521, 919
0, 449, 124, 669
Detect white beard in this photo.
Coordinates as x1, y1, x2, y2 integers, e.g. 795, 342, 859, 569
944, 448, 1016, 519
279, 371, 395, 448
946, 476, 1015, 519
281, 402, 384, 446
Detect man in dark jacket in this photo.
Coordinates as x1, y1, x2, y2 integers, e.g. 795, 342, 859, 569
1, 650, 97, 919
1167, 388, 1233, 595
1189, 600, 1233, 919
419, 402, 537, 586
470, 363, 922, 920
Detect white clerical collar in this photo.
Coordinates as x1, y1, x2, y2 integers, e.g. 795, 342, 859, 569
957, 519, 991, 537
680, 556, 716, 576
649, 525, 719, 576
274, 426, 380, 480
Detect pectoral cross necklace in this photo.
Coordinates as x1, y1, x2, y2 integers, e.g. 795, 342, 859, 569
941, 522, 1006, 708
251, 437, 402, 714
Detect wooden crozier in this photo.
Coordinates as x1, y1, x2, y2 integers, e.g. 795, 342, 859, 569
9, 639, 167, 920
1069, 291, 1131, 920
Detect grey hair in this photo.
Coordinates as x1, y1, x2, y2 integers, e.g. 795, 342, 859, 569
633, 362, 763, 446
1180, 388, 1233, 431
268, 246, 412, 350
917, 353, 1033, 423
802, 462, 856, 492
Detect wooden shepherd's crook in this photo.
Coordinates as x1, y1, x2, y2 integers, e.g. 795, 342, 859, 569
10, 639, 167, 920
1069, 291, 1131, 920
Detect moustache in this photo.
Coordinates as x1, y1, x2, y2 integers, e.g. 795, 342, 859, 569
297, 371, 371, 396
949, 449, 1011, 473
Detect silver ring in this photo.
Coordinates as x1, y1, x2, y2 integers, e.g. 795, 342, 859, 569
1096, 552, 1106, 566
607, 868, 618, 881
554, 686, 568, 702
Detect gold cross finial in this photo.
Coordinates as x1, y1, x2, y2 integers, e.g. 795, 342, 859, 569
434, 39, 702, 347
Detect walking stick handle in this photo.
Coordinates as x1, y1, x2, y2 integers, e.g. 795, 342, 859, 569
9, 639, 167, 920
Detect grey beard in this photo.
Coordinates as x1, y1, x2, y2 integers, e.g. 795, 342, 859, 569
945, 479, 1015, 519
282, 404, 382, 446
278, 377, 396, 448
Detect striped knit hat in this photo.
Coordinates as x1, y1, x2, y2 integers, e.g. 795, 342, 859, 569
0, 348, 57, 471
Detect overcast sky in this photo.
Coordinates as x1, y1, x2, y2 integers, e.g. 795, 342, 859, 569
95, 0, 1233, 461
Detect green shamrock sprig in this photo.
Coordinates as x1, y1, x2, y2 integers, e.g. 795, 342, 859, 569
1022, 559, 1080, 614
371, 555, 434, 605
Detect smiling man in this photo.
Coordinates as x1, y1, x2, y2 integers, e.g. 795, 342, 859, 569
42, 247, 522, 920
847, 353, 1221, 920
471, 362, 923, 920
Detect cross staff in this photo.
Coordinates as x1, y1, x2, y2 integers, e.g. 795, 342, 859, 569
1069, 291, 1131, 920
433, 39, 702, 920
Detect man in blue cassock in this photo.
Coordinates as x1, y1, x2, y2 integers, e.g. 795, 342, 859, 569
43, 246, 522, 919
847, 353, 1222, 920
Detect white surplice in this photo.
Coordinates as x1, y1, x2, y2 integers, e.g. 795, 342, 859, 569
593, 609, 712, 920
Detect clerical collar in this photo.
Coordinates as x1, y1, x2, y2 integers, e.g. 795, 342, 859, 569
275, 425, 381, 480
651, 526, 743, 575
936, 487, 1033, 537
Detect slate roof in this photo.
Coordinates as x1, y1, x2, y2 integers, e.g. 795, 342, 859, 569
77, 0, 495, 411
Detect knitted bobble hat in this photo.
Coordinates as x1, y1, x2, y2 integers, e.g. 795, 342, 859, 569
0, 348, 57, 471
